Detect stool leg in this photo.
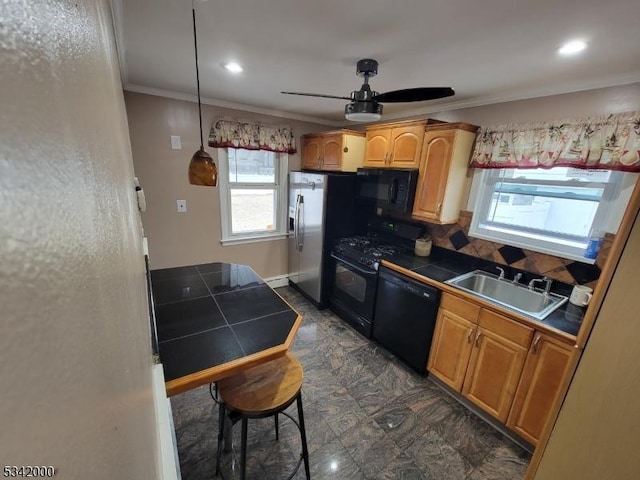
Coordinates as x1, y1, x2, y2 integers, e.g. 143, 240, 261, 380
275, 413, 279, 440
215, 402, 225, 476
240, 417, 248, 480
296, 394, 311, 480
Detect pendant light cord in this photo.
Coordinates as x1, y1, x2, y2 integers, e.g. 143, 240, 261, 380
192, 4, 204, 150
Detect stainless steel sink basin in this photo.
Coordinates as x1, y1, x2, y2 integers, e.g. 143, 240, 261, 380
445, 270, 568, 320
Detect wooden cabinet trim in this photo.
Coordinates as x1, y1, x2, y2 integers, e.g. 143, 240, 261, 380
507, 333, 577, 445
424, 122, 480, 133
441, 292, 481, 323
462, 327, 529, 422
301, 129, 364, 139
479, 309, 534, 348
427, 309, 476, 392
365, 119, 427, 131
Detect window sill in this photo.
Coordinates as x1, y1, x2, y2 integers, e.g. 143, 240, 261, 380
220, 232, 288, 246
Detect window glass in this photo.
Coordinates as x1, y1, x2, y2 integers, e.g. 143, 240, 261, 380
228, 149, 275, 184
230, 189, 276, 233
219, 148, 288, 244
469, 167, 631, 262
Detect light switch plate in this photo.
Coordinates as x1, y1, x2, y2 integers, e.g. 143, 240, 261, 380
176, 199, 187, 213
170, 135, 182, 150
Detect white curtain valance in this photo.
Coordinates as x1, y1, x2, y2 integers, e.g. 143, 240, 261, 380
208, 118, 297, 154
470, 111, 640, 172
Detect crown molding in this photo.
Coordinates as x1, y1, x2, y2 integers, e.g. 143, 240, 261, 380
124, 73, 640, 128
378, 73, 640, 123
123, 84, 343, 127
109, 0, 128, 86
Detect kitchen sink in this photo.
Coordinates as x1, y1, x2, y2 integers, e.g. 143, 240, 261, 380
445, 270, 568, 320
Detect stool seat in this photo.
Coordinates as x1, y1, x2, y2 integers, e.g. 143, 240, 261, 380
218, 353, 303, 416
215, 353, 310, 479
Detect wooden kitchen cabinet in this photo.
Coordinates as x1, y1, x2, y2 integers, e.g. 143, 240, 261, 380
462, 309, 533, 422
428, 293, 480, 390
411, 122, 479, 224
428, 293, 534, 423
506, 332, 577, 446
301, 129, 365, 172
364, 120, 426, 168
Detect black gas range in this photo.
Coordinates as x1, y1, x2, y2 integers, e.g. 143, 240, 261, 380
332, 236, 406, 272
327, 218, 425, 337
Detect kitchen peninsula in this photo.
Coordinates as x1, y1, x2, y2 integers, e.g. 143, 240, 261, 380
151, 262, 301, 396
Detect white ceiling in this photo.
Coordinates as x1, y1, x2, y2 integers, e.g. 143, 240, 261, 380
114, 0, 640, 126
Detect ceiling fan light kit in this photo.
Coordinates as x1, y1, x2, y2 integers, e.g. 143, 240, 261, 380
345, 101, 383, 122
188, 1, 218, 187
281, 58, 455, 122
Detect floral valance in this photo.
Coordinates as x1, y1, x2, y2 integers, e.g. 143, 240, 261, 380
470, 112, 640, 172
208, 118, 297, 154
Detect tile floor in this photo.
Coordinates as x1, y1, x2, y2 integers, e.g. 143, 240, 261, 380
170, 286, 531, 479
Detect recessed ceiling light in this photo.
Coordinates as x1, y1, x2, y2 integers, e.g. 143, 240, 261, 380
224, 62, 243, 73
558, 40, 587, 56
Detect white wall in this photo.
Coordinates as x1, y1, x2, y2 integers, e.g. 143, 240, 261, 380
0, 1, 159, 477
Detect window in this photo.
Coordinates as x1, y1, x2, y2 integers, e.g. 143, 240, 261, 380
469, 167, 633, 263
218, 148, 288, 244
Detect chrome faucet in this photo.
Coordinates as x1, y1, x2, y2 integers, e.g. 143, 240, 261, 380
495, 266, 505, 280
512, 273, 522, 284
529, 276, 553, 295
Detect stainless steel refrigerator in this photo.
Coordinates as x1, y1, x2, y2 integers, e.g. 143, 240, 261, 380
288, 171, 358, 307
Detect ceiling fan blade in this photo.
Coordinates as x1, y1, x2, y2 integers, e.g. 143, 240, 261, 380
373, 87, 455, 103
281, 91, 352, 100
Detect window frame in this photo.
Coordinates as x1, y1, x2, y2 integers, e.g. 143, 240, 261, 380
218, 148, 289, 245
468, 167, 628, 264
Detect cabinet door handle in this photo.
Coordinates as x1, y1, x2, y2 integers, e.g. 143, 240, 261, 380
436, 202, 442, 215
474, 330, 482, 347
532, 333, 542, 354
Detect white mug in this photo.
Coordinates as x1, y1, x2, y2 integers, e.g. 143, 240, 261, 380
570, 285, 593, 307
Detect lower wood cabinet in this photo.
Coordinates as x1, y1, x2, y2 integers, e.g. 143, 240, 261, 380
506, 332, 576, 446
428, 293, 479, 391
461, 310, 533, 422
428, 291, 577, 445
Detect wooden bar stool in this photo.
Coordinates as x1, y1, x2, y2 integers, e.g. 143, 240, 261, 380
215, 353, 311, 480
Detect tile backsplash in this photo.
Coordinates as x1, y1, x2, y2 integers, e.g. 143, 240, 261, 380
423, 211, 613, 289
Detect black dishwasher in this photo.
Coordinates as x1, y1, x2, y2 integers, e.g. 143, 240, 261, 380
372, 266, 441, 373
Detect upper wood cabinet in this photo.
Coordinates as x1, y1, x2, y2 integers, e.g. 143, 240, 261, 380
412, 122, 479, 224
301, 129, 365, 172
364, 120, 427, 168
507, 332, 577, 446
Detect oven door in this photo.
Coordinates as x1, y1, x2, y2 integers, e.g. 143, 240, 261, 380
328, 253, 378, 337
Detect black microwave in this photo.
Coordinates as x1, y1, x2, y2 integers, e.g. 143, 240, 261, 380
356, 168, 419, 213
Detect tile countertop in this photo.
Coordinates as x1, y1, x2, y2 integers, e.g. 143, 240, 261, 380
150, 262, 301, 394
381, 247, 585, 340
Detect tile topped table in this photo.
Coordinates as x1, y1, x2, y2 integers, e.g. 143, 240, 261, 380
151, 262, 301, 396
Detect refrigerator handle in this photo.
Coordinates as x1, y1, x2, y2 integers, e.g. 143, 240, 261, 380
297, 195, 304, 249
293, 194, 300, 249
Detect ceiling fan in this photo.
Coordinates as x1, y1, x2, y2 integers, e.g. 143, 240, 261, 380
281, 58, 454, 122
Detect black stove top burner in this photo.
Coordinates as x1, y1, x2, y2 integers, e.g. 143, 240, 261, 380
333, 235, 406, 270
338, 236, 372, 248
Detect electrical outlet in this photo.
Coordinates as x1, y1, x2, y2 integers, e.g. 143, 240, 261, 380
171, 135, 182, 150
176, 199, 187, 213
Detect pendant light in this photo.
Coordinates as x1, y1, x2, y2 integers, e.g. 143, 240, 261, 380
188, 1, 218, 186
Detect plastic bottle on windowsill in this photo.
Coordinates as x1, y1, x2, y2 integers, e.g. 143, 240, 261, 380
584, 229, 604, 260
